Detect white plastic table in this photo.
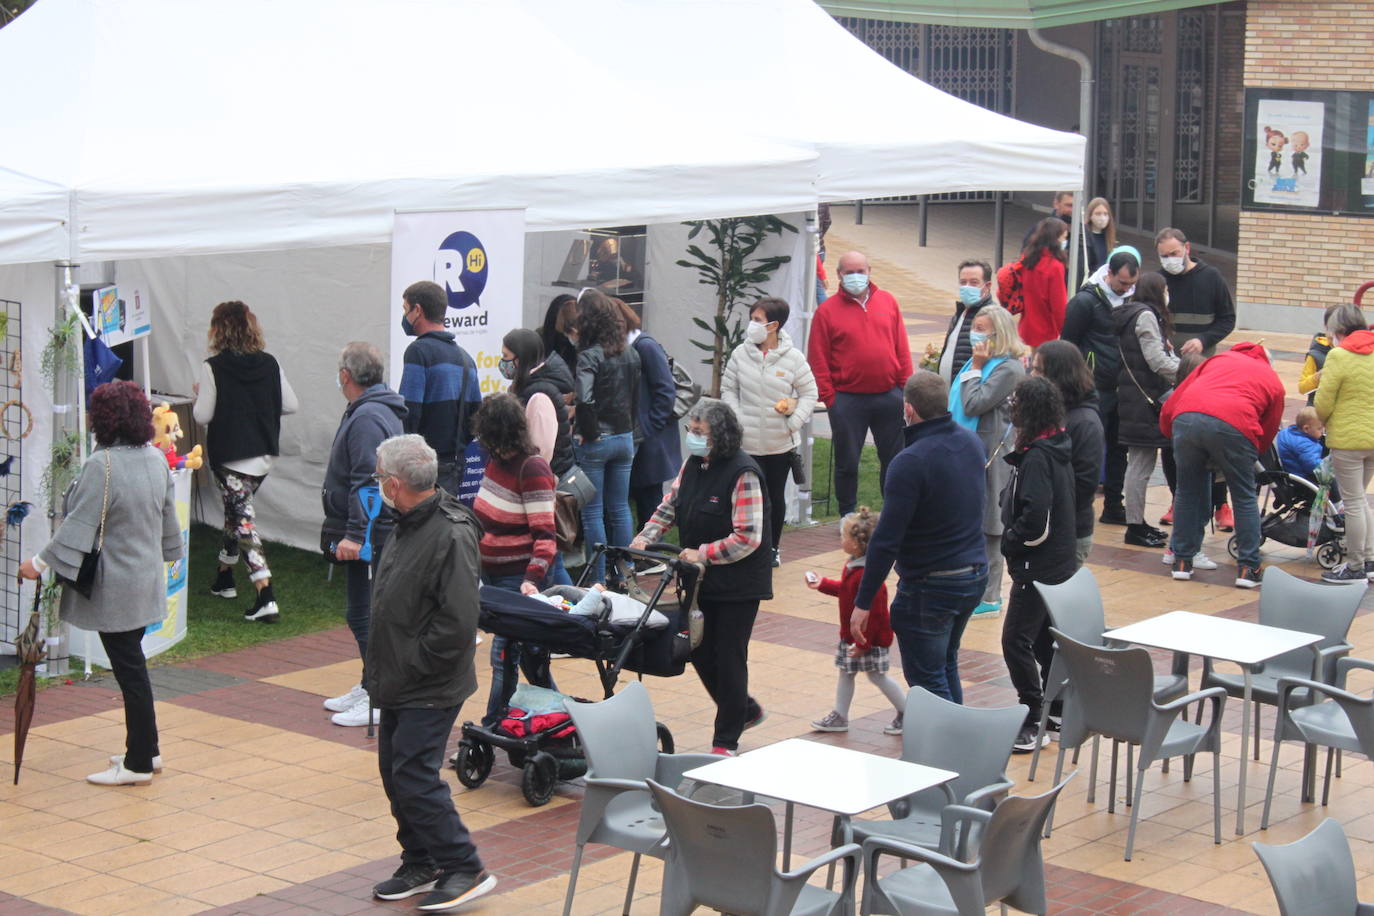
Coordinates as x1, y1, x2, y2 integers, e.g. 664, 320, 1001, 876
1104, 610, 1321, 834
683, 737, 957, 868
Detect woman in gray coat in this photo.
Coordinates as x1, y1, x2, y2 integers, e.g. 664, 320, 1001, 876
21, 381, 182, 786
948, 304, 1026, 619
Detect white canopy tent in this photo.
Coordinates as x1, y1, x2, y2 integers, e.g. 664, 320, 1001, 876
0, 0, 1084, 553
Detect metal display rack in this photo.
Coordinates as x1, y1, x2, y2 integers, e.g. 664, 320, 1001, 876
0, 298, 22, 666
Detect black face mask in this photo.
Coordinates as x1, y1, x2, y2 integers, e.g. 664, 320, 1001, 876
401, 312, 416, 337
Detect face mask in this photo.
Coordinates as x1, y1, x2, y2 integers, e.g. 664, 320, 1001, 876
1160, 256, 1186, 275
336, 372, 344, 392
958, 285, 983, 307
1090, 213, 1110, 231
497, 358, 516, 380
969, 330, 989, 346
379, 477, 396, 509
685, 431, 710, 457
745, 321, 769, 345
840, 272, 870, 296
1059, 238, 1069, 250
400, 309, 417, 337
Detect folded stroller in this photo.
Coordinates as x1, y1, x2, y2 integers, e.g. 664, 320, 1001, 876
452, 543, 701, 805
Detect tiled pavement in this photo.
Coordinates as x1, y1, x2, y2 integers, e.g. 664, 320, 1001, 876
2, 213, 1369, 914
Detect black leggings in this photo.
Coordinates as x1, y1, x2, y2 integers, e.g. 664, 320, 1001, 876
692, 598, 761, 750
750, 451, 792, 553
100, 628, 158, 773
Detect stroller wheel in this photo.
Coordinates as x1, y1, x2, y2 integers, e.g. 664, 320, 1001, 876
1317, 541, 1345, 570
521, 751, 558, 806
454, 740, 494, 789
1227, 536, 1239, 561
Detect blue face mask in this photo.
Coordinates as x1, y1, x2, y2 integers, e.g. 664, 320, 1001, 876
958, 285, 983, 306
969, 330, 989, 346
685, 431, 710, 457
1059, 238, 1069, 250
840, 272, 870, 296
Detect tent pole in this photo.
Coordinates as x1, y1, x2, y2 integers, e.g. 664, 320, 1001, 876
1027, 28, 1091, 292
994, 192, 1006, 271
798, 207, 819, 527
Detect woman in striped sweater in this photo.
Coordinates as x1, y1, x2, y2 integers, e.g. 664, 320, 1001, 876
471, 393, 559, 726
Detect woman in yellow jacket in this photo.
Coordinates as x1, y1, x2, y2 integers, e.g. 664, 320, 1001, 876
1316, 304, 1374, 583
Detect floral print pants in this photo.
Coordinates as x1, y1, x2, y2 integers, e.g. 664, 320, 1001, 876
213, 467, 271, 581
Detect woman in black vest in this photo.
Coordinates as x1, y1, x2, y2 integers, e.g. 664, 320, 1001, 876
500, 327, 575, 585
193, 301, 297, 622
631, 398, 771, 756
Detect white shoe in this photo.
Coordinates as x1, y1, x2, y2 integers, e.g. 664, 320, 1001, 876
324, 684, 366, 713
87, 762, 152, 786
331, 695, 379, 727
1162, 550, 1217, 570
109, 753, 162, 773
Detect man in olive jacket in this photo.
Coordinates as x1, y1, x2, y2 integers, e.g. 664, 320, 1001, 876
364, 434, 496, 910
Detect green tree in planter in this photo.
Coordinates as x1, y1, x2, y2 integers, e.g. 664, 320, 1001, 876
676, 216, 795, 397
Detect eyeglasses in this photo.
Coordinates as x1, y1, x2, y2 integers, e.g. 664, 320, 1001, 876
371, 472, 390, 484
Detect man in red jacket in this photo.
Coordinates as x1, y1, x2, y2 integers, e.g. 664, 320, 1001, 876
807, 250, 914, 515
1160, 342, 1285, 588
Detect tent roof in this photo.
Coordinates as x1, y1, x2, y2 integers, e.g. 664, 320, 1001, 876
0, 0, 1083, 265
815, 0, 1226, 28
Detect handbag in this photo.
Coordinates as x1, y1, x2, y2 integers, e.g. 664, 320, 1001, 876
552, 463, 595, 553
788, 448, 806, 485
57, 451, 110, 599
556, 464, 596, 509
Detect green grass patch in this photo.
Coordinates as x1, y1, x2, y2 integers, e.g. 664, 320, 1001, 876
806, 437, 884, 523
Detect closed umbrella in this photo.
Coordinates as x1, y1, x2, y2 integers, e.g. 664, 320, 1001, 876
12, 582, 44, 784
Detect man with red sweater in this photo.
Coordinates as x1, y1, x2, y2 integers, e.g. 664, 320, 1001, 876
1160, 343, 1285, 588
808, 250, 914, 515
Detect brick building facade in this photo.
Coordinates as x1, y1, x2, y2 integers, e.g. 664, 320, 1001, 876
1237, 1, 1374, 330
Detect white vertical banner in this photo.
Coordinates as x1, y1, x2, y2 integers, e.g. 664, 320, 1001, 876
389, 208, 527, 395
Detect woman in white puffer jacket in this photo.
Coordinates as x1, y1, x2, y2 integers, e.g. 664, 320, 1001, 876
721, 297, 819, 566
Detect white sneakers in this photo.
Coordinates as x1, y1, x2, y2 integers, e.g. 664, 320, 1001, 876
324, 683, 367, 713
1162, 549, 1218, 570
109, 753, 163, 773
87, 762, 153, 786
331, 693, 379, 727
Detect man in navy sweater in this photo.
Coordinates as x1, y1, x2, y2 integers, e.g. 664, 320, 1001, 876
852, 370, 988, 704
398, 281, 483, 495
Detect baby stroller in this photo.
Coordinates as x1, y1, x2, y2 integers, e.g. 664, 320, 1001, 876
1226, 446, 1346, 569
451, 543, 701, 806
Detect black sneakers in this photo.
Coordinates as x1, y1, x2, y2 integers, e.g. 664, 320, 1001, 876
243, 584, 280, 623
210, 567, 237, 599
417, 870, 498, 912
1171, 556, 1194, 581
1235, 565, 1263, 590
373, 863, 439, 901
1012, 724, 1049, 754
1322, 562, 1367, 584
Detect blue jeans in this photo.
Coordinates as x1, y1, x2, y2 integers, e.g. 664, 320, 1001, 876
1170, 412, 1261, 569
482, 573, 557, 727
888, 564, 988, 703
575, 432, 635, 584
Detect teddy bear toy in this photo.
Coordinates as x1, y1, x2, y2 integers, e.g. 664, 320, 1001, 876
152, 402, 203, 470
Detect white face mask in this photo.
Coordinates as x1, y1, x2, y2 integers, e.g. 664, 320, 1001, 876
379, 477, 396, 509
1160, 255, 1187, 275
336, 372, 344, 392
1090, 213, 1110, 231
745, 320, 769, 345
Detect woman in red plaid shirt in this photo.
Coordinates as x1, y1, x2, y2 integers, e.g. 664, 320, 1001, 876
632, 399, 772, 756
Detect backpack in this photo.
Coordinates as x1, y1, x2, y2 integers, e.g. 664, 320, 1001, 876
997, 258, 1026, 316
668, 356, 702, 420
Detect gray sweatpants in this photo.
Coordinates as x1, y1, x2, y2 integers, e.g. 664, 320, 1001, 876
1125, 446, 1160, 526
984, 534, 1004, 604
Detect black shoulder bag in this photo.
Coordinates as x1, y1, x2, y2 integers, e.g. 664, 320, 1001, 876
58, 451, 109, 599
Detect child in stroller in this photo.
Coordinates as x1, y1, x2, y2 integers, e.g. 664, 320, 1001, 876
1228, 439, 1345, 569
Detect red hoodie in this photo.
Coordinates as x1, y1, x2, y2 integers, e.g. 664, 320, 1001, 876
1159, 342, 1287, 452
1341, 328, 1374, 355
1017, 253, 1068, 348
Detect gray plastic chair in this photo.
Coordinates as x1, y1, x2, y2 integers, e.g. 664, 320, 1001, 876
561, 681, 717, 916
859, 775, 1072, 916
1260, 656, 1374, 829
1253, 818, 1374, 915
1048, 629, 1226, 860
1029, 568, 1189, 781
1198, 565, 1364, 761
846, 686, 1024, 857
647, 779, 861, 916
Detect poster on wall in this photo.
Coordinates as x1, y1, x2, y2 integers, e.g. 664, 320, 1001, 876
1251, 99, 1325, 208
390, 208, 525, 500
1363, 100, 1374, 199
90, 284, 152, 347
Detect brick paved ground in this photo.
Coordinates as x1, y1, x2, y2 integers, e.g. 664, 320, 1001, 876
0, 206, 1365, 914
